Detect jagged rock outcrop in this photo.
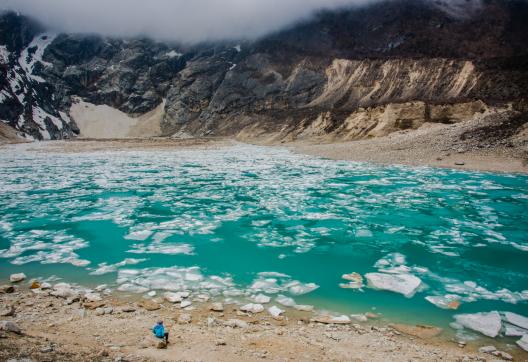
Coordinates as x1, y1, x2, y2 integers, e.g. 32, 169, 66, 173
0, 0, 527, 141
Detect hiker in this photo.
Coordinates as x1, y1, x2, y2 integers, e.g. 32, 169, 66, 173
152, 320, 169, 344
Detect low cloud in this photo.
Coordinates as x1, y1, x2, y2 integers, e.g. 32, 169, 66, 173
0, 0, 382, 43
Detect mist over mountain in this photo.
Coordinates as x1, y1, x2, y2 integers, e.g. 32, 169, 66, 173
0, 0, 488, 43
0, 0, 527, 144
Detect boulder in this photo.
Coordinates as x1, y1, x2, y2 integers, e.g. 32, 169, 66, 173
138, 300, 161, 311
177, 313, 192, 324
454, 311, 501, 338
0, 321, 21, 334
240, 303, 264, 314
478, 345, 496, 354
210, 302, 224, 312
9, 273, 26, 283
103, 307, 113, 315
50, 283, 78, 299
0, 285, 15, 293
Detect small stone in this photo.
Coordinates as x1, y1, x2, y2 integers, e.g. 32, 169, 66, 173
0, 321, 22, 334
0, 285, 15, 293
365, 312, 380, 319
180, 300, 192, 308
492, 350, 513, 361
0, 306, 15, 317
210, 302, 224, 312
178, 313, 192, 324
9, 273, 26, 283
40, 345, 53, 353
104, 307, 113, 315
29, 281, 41, 289
84, 301, 105, 310
156, 340, 167, 349
215, 339, 226, 346
95, 307, 105, 316
224, 319, 249, 329
478, 345, 496, 354
455, 161, 465, 166
120, 306, 136, 313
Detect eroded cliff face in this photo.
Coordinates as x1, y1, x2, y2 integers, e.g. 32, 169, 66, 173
0, 0, 527, 141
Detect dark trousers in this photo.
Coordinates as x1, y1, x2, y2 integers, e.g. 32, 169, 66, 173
164, 332, 169, 343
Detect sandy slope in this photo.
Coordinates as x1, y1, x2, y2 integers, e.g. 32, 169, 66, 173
70, 99, 165, 139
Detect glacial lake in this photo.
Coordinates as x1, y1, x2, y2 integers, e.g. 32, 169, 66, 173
1, 143, 527, 344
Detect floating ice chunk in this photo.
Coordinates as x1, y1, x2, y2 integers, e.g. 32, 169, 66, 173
517, 335, 528, 351
425, 295, 461, 310
454, 311, 501, 338
90, 258, 146, 275
504, 324, 528, 337
240, 303, 264, 314
276, 295, 296, 307
365, 273, 422, 298
251, 278, 281, 294
288, 282, 319, 295
253, 294, 271, 304
128, 242, 194, 255
268, 305, 284, 318
504, 312, 528, 330
181, 300, 192, 308
147, 291, 156, 297
294, 304, 314, 312
117, 283, 149, 294
124, 230, 153, 241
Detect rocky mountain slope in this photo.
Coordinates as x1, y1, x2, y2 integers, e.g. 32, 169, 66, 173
0, 0, 527, 141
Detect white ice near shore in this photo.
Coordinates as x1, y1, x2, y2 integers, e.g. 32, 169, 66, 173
240, 303, 264, 313
503, 312, 528, 330
365, 273, 422, 298
89, 258, 146, 275
127, 242, 194, 255
252, 294, 271, 304
454, 311, 502, 338
517, 335, 528, 351
250, 272, 319, 297
268, 305, 284, 317
116, 266, 237, 295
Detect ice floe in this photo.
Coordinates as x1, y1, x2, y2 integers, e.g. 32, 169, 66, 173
454, 311, 502, 338
89, 258, 146, 275
517, 335, 528, 351
365, 273, 422, 298
268, 305, 284, 317
503, 312, 528, 330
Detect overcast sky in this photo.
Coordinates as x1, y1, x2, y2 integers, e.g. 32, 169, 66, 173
0, 0, 384, 43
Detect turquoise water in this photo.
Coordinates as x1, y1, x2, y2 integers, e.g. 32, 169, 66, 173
1, 143, 527, 337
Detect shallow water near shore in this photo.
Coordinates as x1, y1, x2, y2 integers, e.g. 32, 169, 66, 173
0, 143, 527, 343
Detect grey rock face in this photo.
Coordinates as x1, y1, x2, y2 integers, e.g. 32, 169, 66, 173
1, 0, 527, 140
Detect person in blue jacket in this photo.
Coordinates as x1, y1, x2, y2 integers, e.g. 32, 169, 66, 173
152, 320, 169, 343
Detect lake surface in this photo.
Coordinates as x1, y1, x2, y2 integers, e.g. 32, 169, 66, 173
1, 143, 527, 343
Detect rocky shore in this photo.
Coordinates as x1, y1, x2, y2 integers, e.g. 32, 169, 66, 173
1, 276, 526, 362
